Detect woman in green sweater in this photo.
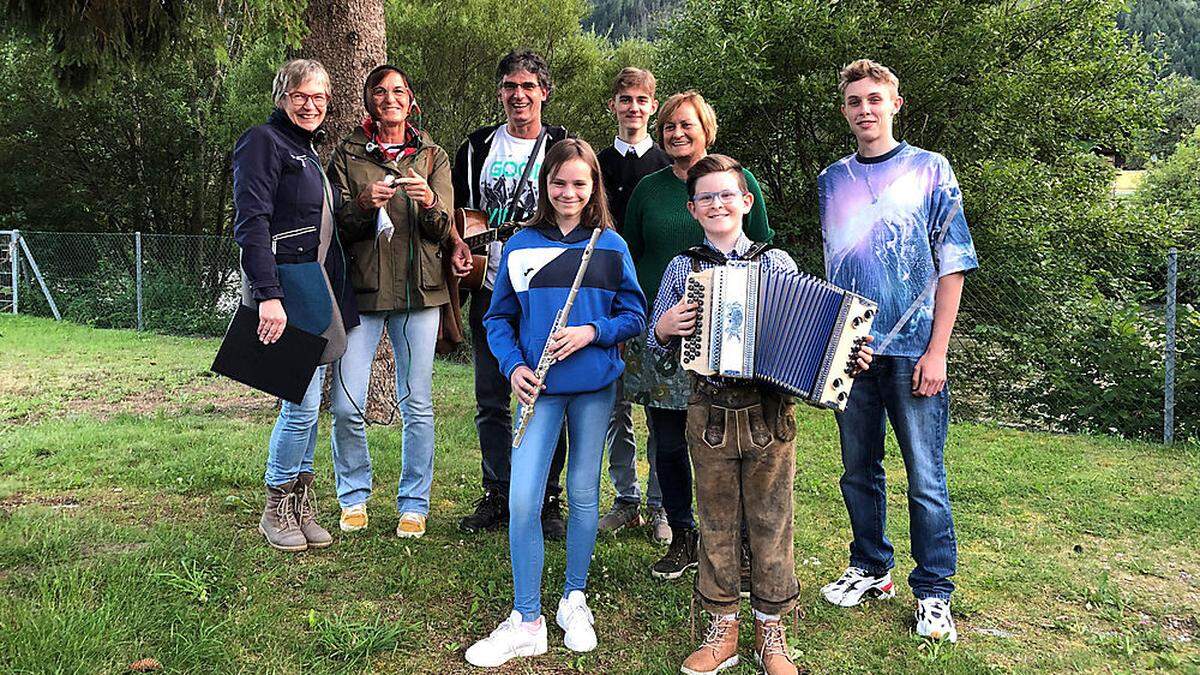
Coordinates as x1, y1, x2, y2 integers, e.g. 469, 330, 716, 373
622, 90, 773, 580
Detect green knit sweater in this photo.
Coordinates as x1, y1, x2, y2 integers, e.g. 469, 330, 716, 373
623, 165, 773, 303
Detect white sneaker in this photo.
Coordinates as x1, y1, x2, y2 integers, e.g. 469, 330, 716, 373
465, 611, 548, 668
556, 590, 597, 652
821, 566, 895, 607
915, 597, 957, 642
339, 503, 368, 532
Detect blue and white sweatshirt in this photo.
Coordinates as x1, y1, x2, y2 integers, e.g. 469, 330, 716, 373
485, 222, 647, 395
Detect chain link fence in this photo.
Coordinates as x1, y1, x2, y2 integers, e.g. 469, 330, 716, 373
3, 229, 1195, 444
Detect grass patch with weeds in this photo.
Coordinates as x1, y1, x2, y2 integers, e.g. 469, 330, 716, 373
1, 315, 1198, 673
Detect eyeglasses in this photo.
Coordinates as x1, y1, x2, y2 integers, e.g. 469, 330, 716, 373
500, 81, 542, 93
371, 86, 410, 100
692, 189, 744, 207
287, 91, 329, 107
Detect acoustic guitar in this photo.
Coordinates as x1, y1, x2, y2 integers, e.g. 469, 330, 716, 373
454, 208, 524, 291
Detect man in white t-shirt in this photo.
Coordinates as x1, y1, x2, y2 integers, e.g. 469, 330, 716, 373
451, 49, 571, 537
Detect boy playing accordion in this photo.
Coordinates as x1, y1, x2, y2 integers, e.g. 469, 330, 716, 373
648, 154, 872, 675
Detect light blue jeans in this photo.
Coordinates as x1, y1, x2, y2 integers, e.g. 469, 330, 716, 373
264, 365, 326, 487
329, 307, 440, 514
510, 382, 618, 621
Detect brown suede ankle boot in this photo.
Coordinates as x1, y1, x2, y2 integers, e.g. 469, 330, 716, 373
259, 481, 307, 552
681, 615, 739, 674
294, 472, 332, 549
754, 617, 797, 675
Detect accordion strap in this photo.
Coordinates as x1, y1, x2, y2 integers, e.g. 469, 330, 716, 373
682, 242, 774, 272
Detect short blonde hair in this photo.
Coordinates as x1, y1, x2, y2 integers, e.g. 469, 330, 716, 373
272, 59, 331, 105
838, 59, 900, 98
657, 90, 718, 149
611, 67, 657, 98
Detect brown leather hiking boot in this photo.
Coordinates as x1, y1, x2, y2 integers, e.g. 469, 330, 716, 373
681, 615, 739, 674
259, 481, 307, 552
294, 472, 332, 549
754, 617, 797, 675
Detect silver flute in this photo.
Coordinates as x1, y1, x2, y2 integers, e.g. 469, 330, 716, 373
512, 226, 605, 448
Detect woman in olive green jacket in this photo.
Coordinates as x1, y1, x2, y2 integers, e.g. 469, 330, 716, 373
326, 64, 453, 539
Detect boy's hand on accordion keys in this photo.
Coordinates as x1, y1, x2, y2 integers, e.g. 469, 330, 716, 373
548, 325, 596, 362
850, 337, 874, 377
654, 299, 699, 343
511, 365, 543, 406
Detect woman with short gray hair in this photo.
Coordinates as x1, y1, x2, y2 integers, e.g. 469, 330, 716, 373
231, 58, 360, 552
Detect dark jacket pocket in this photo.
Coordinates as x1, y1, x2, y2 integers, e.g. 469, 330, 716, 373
271, 226, 319, 258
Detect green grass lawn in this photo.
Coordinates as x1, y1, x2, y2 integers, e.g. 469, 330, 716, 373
1, 314, 1198, 674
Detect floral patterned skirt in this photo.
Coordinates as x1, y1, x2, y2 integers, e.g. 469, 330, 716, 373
623, 332, 690, 411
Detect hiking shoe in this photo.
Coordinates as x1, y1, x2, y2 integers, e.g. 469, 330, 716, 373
651, 525, 698, 580
681, 614, 739, 674
460, 490, 508, 533
915, 597, 958, 642
556, 590, 597, 652
542, 493, 566, 541
599, 500, 643, 533
821, 566, 895, 607
339, 503, 368, 532
465, 610, 548, 668
647, 505, 671, 545
754, 617, 798, 675
294, 472, 332, 549
259, 481, 307, 552
396, 512, 427, 539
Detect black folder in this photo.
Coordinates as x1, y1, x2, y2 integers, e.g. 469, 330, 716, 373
211, 304, 327, 404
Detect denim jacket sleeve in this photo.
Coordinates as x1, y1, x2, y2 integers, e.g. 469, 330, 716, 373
232, 126, 284, 302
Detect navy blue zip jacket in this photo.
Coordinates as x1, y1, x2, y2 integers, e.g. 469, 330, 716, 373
484, 222, 646, 395
232, 109, 359, 329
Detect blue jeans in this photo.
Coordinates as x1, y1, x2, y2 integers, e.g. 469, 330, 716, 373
264, 365, 326, 487
329, 307, 439, 514
835, 356, 957, 600
605, 377, 661, 508
510, 382, 617, 621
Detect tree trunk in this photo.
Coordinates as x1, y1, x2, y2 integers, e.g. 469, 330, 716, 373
301, 0, 398, 424
299, 0, 386, 161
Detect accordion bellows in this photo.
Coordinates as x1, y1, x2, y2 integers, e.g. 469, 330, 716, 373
681, 261, 877, 411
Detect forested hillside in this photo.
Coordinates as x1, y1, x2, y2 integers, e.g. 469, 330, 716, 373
1120, 0, 1200, 77
585, 0, 682, 39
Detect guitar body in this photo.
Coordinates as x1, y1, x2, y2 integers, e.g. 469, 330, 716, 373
454, 208, 522, 292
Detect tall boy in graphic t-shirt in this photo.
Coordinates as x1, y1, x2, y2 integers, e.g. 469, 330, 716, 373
818, 59, 978, 643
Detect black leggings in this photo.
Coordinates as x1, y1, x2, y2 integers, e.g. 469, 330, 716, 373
648, 407, 694, 529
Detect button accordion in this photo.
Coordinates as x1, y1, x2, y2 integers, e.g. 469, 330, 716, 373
680, 261, 877, 411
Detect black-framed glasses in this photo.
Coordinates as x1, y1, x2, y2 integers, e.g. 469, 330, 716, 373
287, 91, 329, 107
692, 189, 744, 207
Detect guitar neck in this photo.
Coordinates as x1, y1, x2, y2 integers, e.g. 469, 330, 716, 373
464, 222, 520, 251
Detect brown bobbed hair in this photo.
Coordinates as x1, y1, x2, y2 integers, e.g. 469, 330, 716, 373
523, 138, 614, 232
686, 154, 749, 198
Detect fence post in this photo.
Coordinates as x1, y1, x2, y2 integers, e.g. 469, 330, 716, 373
10, 229, 18, 314
135, 231, 143, 332
1164, 247, 1177, 446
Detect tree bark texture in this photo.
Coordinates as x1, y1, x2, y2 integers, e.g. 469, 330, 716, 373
301, 0, 398, 425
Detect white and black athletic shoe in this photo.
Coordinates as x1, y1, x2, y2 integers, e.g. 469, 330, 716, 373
915, 597, 957, 642
820, 566, 896, 607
